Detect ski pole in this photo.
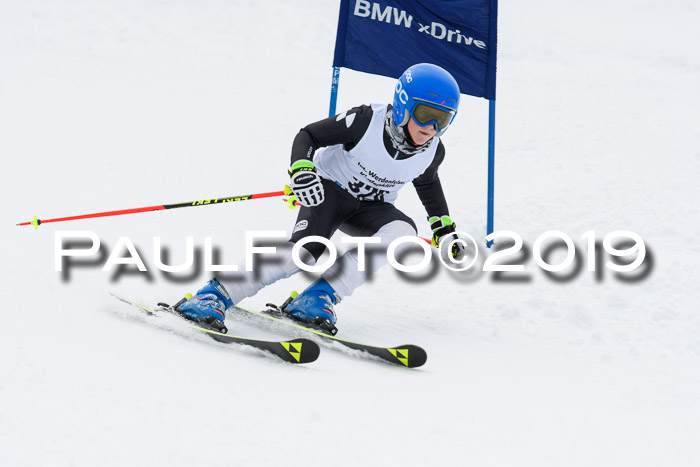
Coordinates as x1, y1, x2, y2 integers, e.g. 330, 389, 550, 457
17, 188, 434, 245
16, 190, 286, 229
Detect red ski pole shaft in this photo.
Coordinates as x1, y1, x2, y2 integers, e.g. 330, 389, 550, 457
16, 190, 286, 229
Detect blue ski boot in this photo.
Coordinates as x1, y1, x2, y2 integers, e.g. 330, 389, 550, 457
283, 278, 340, 335
173, 277, 233, 333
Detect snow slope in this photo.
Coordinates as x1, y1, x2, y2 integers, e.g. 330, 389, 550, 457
1, 1, 699, 466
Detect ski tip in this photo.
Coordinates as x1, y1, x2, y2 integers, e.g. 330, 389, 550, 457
282, 338, 321, 364
388, 345, 427, 368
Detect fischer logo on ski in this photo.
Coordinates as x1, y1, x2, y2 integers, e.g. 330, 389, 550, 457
387, 348, 410, 367
281, 341, 304, 362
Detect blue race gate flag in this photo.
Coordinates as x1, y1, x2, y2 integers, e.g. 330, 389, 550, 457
332, 0, 498, 100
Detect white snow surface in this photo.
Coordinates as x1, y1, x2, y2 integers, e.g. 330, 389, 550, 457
1, 1, 699, 466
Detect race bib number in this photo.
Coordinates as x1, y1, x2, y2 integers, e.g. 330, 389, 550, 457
347, 178, 388, 202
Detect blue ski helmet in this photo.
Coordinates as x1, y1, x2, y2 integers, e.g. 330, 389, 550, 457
393, 63, 460, 136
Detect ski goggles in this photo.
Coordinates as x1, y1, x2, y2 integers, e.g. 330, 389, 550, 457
410, 99, 456, 132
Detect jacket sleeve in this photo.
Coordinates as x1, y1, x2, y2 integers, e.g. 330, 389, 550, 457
290, 105, 374, 166
412, 141, 450, 218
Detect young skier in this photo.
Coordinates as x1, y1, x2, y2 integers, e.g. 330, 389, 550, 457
173, 63, 466, 333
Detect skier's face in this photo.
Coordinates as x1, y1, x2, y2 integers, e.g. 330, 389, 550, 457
407, 117, 437, 145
